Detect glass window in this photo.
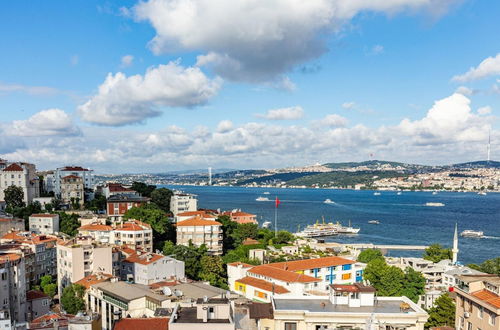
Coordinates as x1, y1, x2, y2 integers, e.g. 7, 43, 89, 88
284, 323, 297, 330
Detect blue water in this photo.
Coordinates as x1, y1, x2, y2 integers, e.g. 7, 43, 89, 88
163, 186, 500, 265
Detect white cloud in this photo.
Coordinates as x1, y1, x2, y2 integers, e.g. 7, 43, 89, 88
216, 120, 233, 133
342, 102, 356, 110
477, 106, 492, 115
257, 106, 304, 120
0, 82, 59, 96
7, 109, 80, 137
78, 60, 222, 126
121, 55, 134, 67
369, 45, 384, 55
455, 86, 474, 96
452, 53, 500, 82
133, 0, 459, 83
320, 114, 349, 127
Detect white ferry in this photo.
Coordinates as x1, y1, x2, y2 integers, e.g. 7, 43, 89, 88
425, 202, 445, 207
373, 192, 381, 196
460, 230, 484, 238
296, 220, 338, 238
262, 221, 272, 228
263, 192, 270, 195
334, 220, 360, 234
324, 199, 335, 204
256, 196, 270, 201
368, 220, 380, 224
478, 191, 487, 196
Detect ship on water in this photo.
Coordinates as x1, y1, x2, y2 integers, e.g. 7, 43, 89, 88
296, 218, 360, 238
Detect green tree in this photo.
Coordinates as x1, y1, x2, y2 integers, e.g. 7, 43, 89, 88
257, 227, 275, 245
40, 275, 53, 289
423, 244, 452, 263
4, 185, 25, 208
84, 193, 106, 212
402, 267, 426, 303
124, 204, 175, 249
59, 212, 80, 236
425, 294, 455, 329
43, 283, 57, 298
61, 284, 86, 314
364, 258, 388, 288
131, 181, 156, 197
468, 257, 500, 276
377, 266, 405, 297
163, 241, 207, 279
150, 188, 173, 213
357, 249, 384, 263
217, 215, 238, 252
274, 230, 295, 244
199, 255, 228, 289
231, 223, 259, 245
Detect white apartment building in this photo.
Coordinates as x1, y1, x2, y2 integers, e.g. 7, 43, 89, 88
0, 161, 40, 204
56, 237, 113, 295
54, 166, 94, 196
29, 214, 59, 235
60, 175, 84, 207
170, 193, 197, 217
174, 210, 217, 223
121, 251, 185, 285
0, 253, 27, 327
175, 216, 222, 255
77, 220, 153, 252
228, 256, 366, 302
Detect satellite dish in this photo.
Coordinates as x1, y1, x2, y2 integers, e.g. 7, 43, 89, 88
174, 290, 183, 297
162, 287, 172, 296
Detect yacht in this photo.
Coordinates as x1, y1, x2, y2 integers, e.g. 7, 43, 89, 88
396, 192, 402, 195
262, 221, 272, 228
324, 199, 335, 204
478, 191, 487, 196
373, 192, 381, 196
460, 230, 484, 238
256, 196, 270, 202
425, 202, 445, 207
432, 191, 438, 195
368, 220, 380, 224
263, 192, 270, 195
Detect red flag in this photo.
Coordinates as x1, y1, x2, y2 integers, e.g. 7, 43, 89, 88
275, 197, 280, 208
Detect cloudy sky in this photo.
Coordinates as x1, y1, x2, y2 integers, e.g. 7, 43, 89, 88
0, 0, 499, 173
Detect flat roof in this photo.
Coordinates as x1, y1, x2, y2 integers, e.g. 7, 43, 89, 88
169, 282, 227, 300
274, 298, 418, 314
93, 281, 167, 303
173, 307, 230, 324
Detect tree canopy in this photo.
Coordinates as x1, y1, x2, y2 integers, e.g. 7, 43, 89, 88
163, 241, 208, 279
58, 212, 80, 236
468, 257, 500, 276
40, 275, 57, 298
150, 188, 173, 213
357, 249, 384, 264
4, 185, 25, 208
425, 294, 455, 329
131, 181, 156, 197
61, 284, 86, 314
423, 244, 452, 263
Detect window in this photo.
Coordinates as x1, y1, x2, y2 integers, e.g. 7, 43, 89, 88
467, 321, 472, 330
342, 273, 351, 280
342, 264, 352, 271
284, 322, 297, 330
315, 326, 328, 330
459, 317, 464, 329
254, 290, 267, 299
490, 312, 496, 326
478, 306, 483, 319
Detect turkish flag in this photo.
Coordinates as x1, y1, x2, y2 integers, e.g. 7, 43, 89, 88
275, 197, 281, 208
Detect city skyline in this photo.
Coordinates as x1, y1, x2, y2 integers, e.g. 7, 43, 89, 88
0, 0, 499, 173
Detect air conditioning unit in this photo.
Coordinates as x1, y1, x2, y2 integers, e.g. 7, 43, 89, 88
464, 312, 470, 318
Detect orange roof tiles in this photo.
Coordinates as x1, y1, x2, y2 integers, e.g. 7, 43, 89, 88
175, 216, 221, 227
0, 253, 21, 263
78, 224, 113, 231
176, 210, 208, 217
26, 290, 49, 300
472, 289, 500, 309
242, 238, 260, 246
249, 265, 320, 283
75, 273, 113, 289
236, 276, 290, 294
227, 262, 253, 268
124, 252, 164, 265
114, 318, 169, 330
3, 163, 23, 171
115, 221, 150, 231
268, 256, 355, 272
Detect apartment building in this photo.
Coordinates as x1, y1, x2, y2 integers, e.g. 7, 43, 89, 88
175, 216, 223, 255
264, 284, 429, 330
121, 251, 185, 285
169, 297, 235, 330
106, 194, 150, 220
222, 210, 257, 224
56, 237, 113, 295
0, 161, 39, 204
29, 214, 60, 235
103, 183, 137, 198
170, 193, 197, 217
26, 290, 50, 322
78, 220, 153, 252
0, 217, 24, 236
54, 166, 94, 196
60, 175, 84, 207
455, 275, 499, 330
0, 253, 27, 326
228, 256, 365, 302
175, 210, 217, 223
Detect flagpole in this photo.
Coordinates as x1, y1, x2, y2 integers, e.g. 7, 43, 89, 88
274, 199, 278, 236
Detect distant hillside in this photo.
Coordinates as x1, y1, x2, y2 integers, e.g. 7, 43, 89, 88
450, 160, 500, 169
237, 172, 319, 185
286, 170, 405, 188
323, 160, 429, 170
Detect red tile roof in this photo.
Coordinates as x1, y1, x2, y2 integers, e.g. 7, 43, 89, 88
62, 175, 81, 180
124, 252, 164, 265
472, 289, 500, 309
114, 318, 169, 330
60, 166, 89, 171
332, 283, 376, 293
268, 256, 355, 272
176, 216, 221, 227
227, 262, 253, 268
107, 183, 135, 192
249, 265, 320, 283
0, 253, 21, 263
75, 273, 113, 289
30, 313, 73, 329
242, 238, 260, 246
236, 276, 290, 294
78, 224, 113, 231
3, 163, 23, 171
26, 290, 49, 301
115, 221, 150, 231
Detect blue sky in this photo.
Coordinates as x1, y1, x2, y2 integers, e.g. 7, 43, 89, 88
0, 0, 499, 173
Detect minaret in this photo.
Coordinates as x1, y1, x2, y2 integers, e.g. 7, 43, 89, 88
452, 223, 459, 265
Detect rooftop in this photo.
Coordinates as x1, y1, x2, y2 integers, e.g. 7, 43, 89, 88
236, 276, 289, 294
169, 282, 227, 300
78, 224, 113, 231
2, 163, 23, 172
107, 194, 150, 202
124, 252, 165, 265
175, 216, 222, 227
30, 213, 57, 218
249, 265, 320, 283
75, 273, 113, 289
332, 283, 376, 293
172, 307, 230, 324
471, 289, 500, 309
114, 318, 169, 330
92, 281, 167, 303
267, 256, 355, 272
26, 290, 49, 301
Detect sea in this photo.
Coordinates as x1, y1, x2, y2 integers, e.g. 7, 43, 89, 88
162, 185, 499, 265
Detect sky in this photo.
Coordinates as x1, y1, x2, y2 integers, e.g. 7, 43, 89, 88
0, 0, 499, 173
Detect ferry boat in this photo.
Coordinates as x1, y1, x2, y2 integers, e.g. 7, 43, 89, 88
373, 192, 381, 196
334, 220, 360, 234
368, 220, 380, 224
460, 230, 484, 238
296, 221, 338, 238
432, 191, 438, 195
263, 192, 270, 195
324, 199, 335, 204
478, 191, 487, 196
256, 196, 270, 201
397, 192, 402, 195
262, 221, 272, 228
425, 202, 445, 207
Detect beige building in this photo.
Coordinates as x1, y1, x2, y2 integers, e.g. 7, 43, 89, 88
57, 237, 113, 295
61, 175, 84, 207
170, 193, 197, 217
0, 217, 25, 236
0, 161, 40, 204
169, 297, 235, 330
455, 275, 500, 330
175, 216, 222, 255
29, 213, 60, 235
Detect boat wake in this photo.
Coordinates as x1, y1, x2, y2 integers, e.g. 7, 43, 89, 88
483, 235, 500, 240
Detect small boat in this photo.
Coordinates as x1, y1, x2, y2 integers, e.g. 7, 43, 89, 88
324, 199, 335, 204
373, 192, 381, 196
368, 220, 380, 224
256, 196, 270, 201
478, 191, 487, 196
263, 192, 270, 195
425, 202, 445, 207
460, 230, 484, 238
397, 192, 402, 195
262, 221, 272, 228
432, 191, 438, 195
